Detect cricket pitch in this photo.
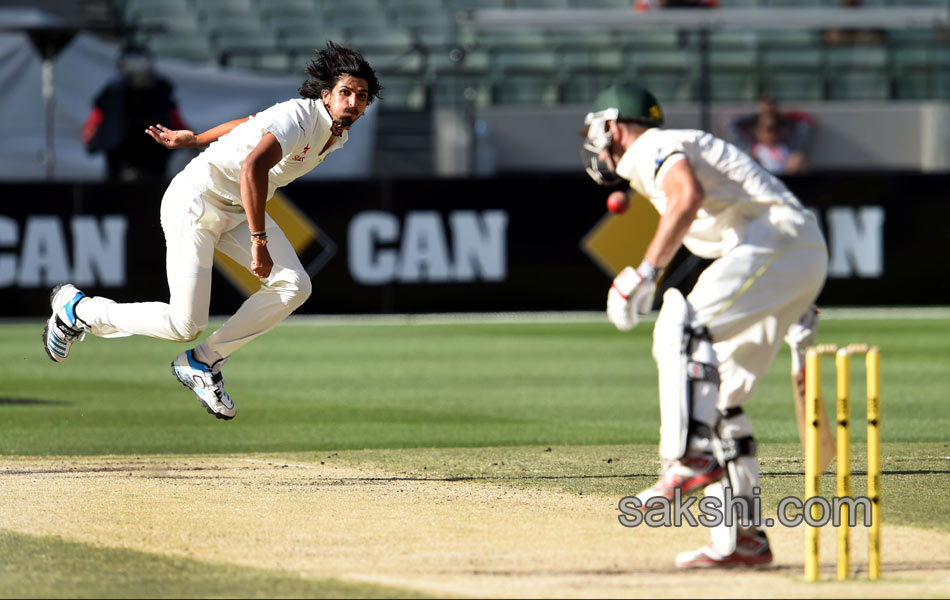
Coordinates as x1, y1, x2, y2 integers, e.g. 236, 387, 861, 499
1, 454, 948, 598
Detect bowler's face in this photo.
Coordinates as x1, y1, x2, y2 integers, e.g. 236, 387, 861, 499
323, 74, 369, 134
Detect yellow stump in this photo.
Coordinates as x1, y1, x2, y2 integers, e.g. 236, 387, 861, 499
835, 348, 852, 581
804, 344, 881, 582
804, 347, 822, 582
866, 348, 882, 580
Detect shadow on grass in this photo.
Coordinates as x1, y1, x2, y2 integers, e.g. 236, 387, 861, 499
0, 397, 71, 406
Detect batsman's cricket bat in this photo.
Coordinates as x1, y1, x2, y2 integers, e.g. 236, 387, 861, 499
792, 368, 835, 473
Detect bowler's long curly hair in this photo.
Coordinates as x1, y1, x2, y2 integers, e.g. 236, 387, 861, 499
298, 41, 382, 104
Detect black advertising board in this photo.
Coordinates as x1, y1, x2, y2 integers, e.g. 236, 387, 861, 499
1, 173, 947, 317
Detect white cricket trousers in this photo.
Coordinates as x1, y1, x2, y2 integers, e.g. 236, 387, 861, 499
689, 220, 828, 411
83, 177, 311, 358
684, 216, 826, 554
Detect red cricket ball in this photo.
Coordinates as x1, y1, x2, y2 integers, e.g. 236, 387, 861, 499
607, 190, 629, 214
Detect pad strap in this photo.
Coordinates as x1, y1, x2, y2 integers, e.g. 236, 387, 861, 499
720, 406, 744, 419
719, 435, 757, 462
689, 420, 714, 439
687, 361, 720, 384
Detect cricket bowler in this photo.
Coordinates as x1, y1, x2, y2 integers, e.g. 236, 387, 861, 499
43, 41, 381, 420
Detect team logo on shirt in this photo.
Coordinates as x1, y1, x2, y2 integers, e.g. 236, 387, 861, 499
291, 144, 311, 162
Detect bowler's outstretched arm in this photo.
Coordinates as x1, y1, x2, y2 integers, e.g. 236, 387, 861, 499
146, 116, 252, 149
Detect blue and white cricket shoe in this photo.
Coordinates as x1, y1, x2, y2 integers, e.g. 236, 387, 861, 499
43, 284, 87, 363
171, 350, 235, 420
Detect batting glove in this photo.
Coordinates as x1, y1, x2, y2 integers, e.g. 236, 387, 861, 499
784, 305, 820, 372
606, 261, 659, 332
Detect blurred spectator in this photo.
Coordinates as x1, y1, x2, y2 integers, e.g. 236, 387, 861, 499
81, 45, 188, 182
726, 94, 814, 175
823, 0, 885, 45
748, 111, 807, 175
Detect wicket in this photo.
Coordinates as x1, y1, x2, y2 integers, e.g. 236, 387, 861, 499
804, 343, 881, 582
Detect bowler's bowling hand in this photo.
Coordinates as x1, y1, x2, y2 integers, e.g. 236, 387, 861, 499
146, 124, 196, 149
251, 244, 273, 279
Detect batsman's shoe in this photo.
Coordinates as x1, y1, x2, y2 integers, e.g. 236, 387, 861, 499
43, 283, 88, 362
171, 350, 235, 420
636, 454, 724, 507
674, 530, 773, 569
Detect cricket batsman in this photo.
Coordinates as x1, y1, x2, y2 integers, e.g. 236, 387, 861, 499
43, 41, 381, 420
582, 84, 828, 567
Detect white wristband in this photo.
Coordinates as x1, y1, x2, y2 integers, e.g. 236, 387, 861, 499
637, 259, 660, 282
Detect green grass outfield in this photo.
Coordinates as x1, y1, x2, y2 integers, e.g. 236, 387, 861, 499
0, 528, 434, 600
2, 311, 948, 454
2, 310, 949, 597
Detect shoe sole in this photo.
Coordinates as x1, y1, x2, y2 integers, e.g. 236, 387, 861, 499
42, 284, 71, 363
171, 365, 234, 421
41, 320, 61, 362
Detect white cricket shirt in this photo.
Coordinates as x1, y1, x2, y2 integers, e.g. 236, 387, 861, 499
178, 98, 347, 209
615, 128, 812, 258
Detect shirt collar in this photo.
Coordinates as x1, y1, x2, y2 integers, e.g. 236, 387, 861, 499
315, 99, 349, 147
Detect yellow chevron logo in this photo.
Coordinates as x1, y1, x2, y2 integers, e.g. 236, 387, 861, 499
580, 190, 659, 277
